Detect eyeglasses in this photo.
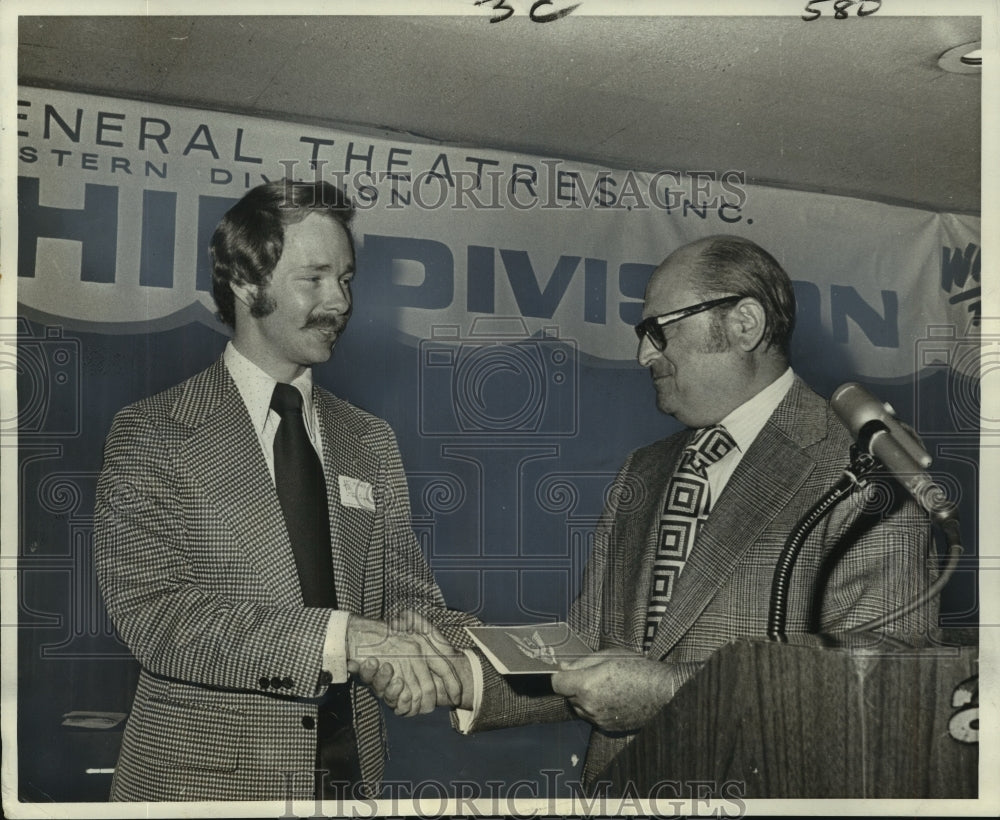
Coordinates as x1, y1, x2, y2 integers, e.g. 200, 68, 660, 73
634, 295, 744, 352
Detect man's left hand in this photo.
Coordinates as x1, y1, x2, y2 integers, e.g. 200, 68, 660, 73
551, 648, 677, 733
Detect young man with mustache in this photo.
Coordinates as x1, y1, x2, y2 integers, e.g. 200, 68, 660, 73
94, 179, 472, 803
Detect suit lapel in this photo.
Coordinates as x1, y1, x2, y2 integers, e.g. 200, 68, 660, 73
316, 391, 378, 617
175, 359, 304, 606
646, 378, 828, 658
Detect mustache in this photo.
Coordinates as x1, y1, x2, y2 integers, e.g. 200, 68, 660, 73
304, 312, 349, 332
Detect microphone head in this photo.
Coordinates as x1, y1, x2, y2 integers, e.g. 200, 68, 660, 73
830, 382, 885, 438
831, 382, 933, 470
831, 383, 955, 520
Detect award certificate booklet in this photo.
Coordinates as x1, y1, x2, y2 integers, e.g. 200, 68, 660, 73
465, 622, 593, 675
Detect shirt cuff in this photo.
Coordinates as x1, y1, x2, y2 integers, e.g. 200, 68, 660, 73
452, 649, 485, 733
322, 610, 351, 684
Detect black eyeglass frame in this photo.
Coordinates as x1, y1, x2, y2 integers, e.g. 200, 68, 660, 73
634, 294, 745, 351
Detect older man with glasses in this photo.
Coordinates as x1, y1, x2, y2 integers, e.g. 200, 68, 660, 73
425, 233, 937, 793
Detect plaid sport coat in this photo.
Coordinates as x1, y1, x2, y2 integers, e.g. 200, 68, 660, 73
94, 357, 475, 801
465, 377, 936, 790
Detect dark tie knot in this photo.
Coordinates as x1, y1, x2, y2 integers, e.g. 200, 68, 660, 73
684, 424, 736, 471
270, 382, 304, 416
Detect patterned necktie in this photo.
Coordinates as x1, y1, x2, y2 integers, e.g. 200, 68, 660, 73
270, 382, 338, 608
644, 424, 736, 651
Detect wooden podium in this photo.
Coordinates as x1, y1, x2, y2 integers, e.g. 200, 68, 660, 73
598, 631, 978, 799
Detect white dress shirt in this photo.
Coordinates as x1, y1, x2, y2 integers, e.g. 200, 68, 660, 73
224, 342, 350, 684
705, 366, 795, 504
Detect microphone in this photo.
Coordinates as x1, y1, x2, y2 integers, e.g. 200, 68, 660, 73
830, 382, 956, 521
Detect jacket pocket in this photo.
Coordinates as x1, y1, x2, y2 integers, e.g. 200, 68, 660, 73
139, 698, 244, 773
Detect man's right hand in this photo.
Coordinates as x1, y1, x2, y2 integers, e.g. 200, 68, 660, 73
345, 614, 462, 716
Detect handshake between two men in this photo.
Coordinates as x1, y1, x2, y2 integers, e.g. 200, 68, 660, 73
345, 610, 680, 734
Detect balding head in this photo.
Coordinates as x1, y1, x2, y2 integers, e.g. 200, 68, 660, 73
669, 235, 796, 358
636, 235, 794, 426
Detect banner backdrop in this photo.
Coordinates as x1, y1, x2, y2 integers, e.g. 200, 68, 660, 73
13, 87, 983, 801
17, 89, 981, 368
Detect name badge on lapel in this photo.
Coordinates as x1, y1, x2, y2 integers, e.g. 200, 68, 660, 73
338, 475, 376, 512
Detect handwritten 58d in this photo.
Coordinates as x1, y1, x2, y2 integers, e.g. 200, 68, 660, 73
475, 0, 581, 24
803, 0, 882, 20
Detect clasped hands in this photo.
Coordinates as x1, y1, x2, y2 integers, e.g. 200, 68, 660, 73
349, 614, 676, 732
346, 611, 471, 717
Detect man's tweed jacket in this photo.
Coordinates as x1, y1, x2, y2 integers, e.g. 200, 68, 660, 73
461, 377, 935, 789
94, 357, 474, 801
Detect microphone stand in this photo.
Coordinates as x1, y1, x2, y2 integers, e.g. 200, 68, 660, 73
766, 446, 963, 642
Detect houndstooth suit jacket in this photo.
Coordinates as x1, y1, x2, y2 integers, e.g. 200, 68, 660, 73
94, 357, 475, 802
463, 377, 936, 790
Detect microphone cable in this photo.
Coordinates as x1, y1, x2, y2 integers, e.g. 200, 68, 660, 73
846, 513, 962, 634
767, 457, 869, 642
767, 449, 962, 640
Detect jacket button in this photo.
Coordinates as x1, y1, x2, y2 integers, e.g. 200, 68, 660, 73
259, 676, 270, 689
302, 716, 315, 730
282, 676, 294, 689
271, 676, 283, 689
318, 670, 333, 686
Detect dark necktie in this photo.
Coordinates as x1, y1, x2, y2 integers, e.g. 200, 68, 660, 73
270, 382, 337, 608
271, 384, 357, 796
644, 424, 736, 652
